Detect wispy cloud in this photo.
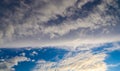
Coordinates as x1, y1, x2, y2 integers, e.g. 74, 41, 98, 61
108, 63, 120, 68
32, 41, 120, 71
0, 42, 120, 71
33, 51, 107, 71
0, 56, 29, 71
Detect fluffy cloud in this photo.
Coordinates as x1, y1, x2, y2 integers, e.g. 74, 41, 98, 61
0, 56, 29, 71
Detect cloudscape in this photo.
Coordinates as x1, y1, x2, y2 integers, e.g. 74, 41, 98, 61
0, 0, 120, 71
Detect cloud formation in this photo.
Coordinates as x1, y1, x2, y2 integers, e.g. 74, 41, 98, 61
0, 0, 120, 47
33, 51, 107, 71
0, 56, 29, 71
0, 42, 120, 71
32, 42, 120, 71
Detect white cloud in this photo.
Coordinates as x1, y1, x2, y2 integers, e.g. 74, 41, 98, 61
33, 52, 107, 71
0, 56, 29, 71
0, 36, 119, 48
0, 38, 120, 71
20, 52, 26, 56
30, 51, 38, 56
31, 41, 120, 71
77, 0, 93, 9
103, 42, 120, 52
108, 63, 120, 68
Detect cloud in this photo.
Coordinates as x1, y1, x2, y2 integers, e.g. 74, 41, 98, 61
41, 0, 119, 35
0, 41, 120, 71
4, 24, 14, 40
31, 41, 120, 71
30, 51, 38, 56
0, 31, 3, 44
103, 42, 120, 52
32, 51, 107, 71
108, 63, 120, 68
0, 56, 29, 71
0, 0, 120, 47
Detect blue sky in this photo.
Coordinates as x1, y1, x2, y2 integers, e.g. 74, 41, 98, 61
0, 0, 120, 71
0, 42, 120, 71
106, 50, 120, 71
0, 47, 69, 71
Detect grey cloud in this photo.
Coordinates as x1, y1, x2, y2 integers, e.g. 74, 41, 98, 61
0, 0, 120, 47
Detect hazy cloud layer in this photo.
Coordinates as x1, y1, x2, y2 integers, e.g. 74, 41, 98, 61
0, 0, 120, 47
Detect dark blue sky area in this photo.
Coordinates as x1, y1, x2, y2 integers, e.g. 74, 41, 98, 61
0, 47, 69, 71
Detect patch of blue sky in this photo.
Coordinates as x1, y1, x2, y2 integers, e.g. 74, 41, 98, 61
105, 50, 120, 64
0, 47, 69, 71
105, 50, 120, 71
0, 48, 24, 59
107, 64, 120, 71
0, 47, 69, 62
92, 43, 114, 54
13, 61, 36, 71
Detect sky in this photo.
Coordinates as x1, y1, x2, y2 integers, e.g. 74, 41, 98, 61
0, 0, 120, 71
